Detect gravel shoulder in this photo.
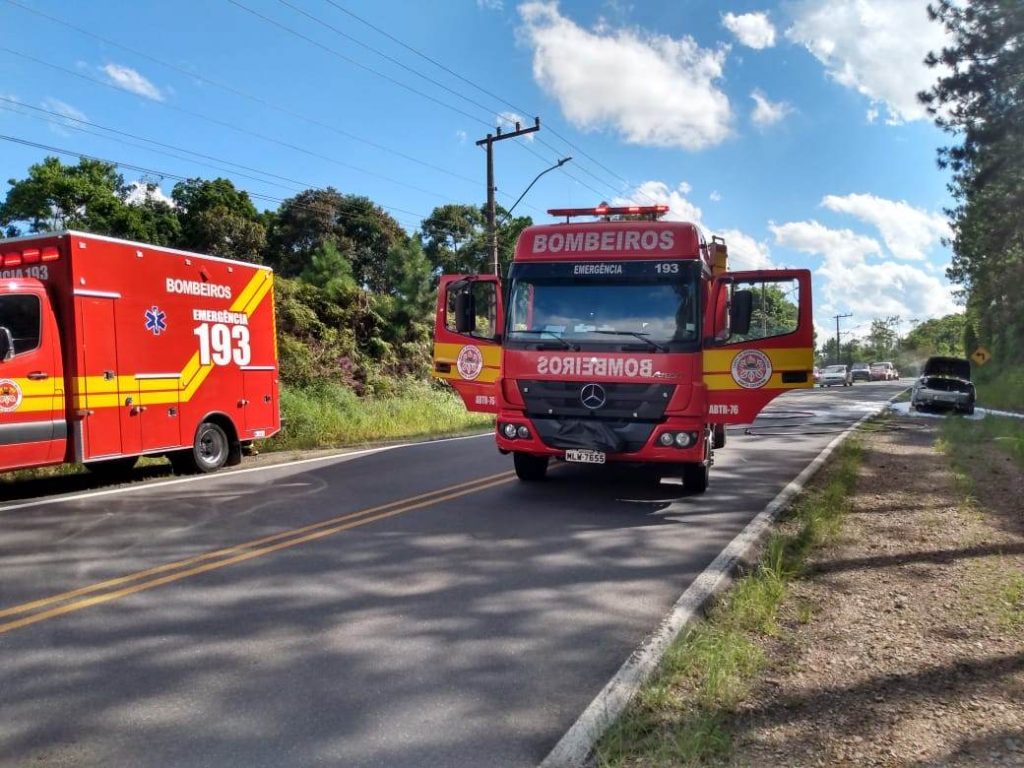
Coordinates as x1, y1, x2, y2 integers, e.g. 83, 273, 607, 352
725, 416, 1024, 767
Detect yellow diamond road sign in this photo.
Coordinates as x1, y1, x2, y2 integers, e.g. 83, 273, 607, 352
971, 347, 991, 366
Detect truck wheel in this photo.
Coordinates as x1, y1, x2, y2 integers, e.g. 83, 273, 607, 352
513, 452, 549, 482
85, 456, 139, 478
682, 461, 709, 493
712, 423, 727, 449
173, 421, 230, 474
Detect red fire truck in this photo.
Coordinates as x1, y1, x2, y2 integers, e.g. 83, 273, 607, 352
0, 231, 279, 476
433, 205, 814, 492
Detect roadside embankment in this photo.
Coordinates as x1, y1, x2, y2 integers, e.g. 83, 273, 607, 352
597, 412, 1024, 767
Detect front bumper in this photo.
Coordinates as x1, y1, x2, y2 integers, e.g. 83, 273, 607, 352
494, 415, 706, 464
913, 388, 972, 410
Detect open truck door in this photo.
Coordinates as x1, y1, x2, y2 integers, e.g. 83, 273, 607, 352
432, 274, 503, 414
703, 269, 814, 424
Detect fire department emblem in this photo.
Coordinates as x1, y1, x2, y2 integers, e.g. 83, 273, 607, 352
456, 345, 484, 381
0, 379, 22, 412
145, 305, 167, 336
731, 349, 773, 389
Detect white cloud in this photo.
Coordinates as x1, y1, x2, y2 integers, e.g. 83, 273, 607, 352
709, 190, 722, 202
612, 180, 771, 269
102, 63, 164, 101
750, 89, 792, 127
770, 218, 957, 322
518, 1, 731, 150
41, 97, 86, 123
722, 11, 776, 49
455, 129, 468, 144
497, 111, 534, 140
125, 181, 175, 207
478, 0, 503, 9
821, 193, 950, 261
785, 0, 950, 123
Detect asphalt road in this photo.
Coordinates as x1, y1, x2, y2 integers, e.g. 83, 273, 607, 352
0, 381, 906, 767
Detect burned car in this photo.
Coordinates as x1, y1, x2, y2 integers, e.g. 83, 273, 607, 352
911, 356, 975, 415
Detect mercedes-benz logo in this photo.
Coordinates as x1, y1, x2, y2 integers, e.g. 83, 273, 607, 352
580, 383, 607, 410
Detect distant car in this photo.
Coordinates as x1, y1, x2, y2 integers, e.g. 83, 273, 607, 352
850, 362, 872, 382
912, 356, 975, 415
819, 364, 852, 387
870, 361, 898, 381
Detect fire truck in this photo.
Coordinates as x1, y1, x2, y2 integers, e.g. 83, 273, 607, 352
432, 205, 814, 492
0, 231, 279, 476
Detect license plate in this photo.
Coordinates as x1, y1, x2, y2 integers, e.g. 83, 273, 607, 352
564, 449, 606, 465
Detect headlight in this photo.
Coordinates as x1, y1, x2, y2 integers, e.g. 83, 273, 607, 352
502, 423, 518, 439
675, 432, 692, 448
659, 432, 675, 447
516, 425, 530, 439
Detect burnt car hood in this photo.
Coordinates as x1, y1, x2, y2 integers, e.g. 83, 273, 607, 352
922, 356, 971, 380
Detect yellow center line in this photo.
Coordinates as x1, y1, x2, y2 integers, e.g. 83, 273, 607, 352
0, 471, 513, 624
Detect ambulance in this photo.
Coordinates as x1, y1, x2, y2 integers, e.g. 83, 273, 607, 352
0, 231, 279, 476
432, 205, 814, 492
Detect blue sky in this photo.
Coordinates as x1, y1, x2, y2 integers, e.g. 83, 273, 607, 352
0, 0, 960, 339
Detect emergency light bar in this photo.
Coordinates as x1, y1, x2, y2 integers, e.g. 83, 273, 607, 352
2, 246, 60, 267
548, 204, 670, 220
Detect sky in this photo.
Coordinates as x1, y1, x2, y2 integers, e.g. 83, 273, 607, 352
0, 0, 961, 341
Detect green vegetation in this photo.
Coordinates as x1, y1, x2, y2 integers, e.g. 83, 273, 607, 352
941, 413, 1024, 472
273, 380, 491, 451
597, 439, 863, 767
973, 364, 1024, 412
0, 157, 528, 447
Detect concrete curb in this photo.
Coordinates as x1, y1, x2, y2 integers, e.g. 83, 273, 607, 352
539, 395, 900, 768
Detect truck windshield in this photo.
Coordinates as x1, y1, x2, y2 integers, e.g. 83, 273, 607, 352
505, 260, 700, 350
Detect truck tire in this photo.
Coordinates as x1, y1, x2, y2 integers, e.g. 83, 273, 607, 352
712, 423, 727, 449
682, 461, 709, 493
85, 455, 139, 478
172, 421, 230, 474
513, 452, 549, 482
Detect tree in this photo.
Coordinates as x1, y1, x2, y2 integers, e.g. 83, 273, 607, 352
921, 1, 1024, 364
903, 313, 966, 357
172, 177, 266, 263
420, 203, 531, 278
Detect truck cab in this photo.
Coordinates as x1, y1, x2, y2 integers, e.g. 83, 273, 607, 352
433, 205, 814, 491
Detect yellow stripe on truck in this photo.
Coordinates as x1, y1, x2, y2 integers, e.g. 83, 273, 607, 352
704, 346, 813, 391
432, 341, 501, 384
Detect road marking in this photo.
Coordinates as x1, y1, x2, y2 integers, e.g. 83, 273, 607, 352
0, 432, 492, 514
0, 470, 514, 635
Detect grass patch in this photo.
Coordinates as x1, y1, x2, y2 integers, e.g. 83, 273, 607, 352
940, 413, 1024, 471
597, 438, 863, 767
268, 379, 492, 451
974, 363, 1024, 412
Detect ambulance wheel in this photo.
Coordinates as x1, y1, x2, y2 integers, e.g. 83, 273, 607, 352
682, 461, 709, 493
85, 456, 138, 478
712, 424, 727, 449
513, 452, 549, 482
174, 421, 230, 474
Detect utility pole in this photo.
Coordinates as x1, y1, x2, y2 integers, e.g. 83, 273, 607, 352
476, 117, 541, 275
834, 312, 853, 364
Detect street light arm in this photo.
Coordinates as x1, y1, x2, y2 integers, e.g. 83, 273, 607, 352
499, 156, 572, 225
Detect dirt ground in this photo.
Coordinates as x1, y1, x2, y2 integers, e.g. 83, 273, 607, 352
725, 418, 1024, 767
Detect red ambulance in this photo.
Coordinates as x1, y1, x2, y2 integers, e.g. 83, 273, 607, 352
0, 231, 279, 476
433, 205, 814, 492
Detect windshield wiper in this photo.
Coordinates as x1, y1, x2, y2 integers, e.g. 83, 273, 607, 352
590, 330, 669, 352
509, 330, 575, 350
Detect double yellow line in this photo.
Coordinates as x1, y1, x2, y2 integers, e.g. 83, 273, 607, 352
0, 470, 515, 636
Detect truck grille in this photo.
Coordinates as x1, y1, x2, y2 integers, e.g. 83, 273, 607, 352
517, 380, 674, 421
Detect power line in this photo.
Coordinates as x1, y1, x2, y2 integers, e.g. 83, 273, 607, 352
0, 135, 428, 228
0, 47, 456, 203
318, 0, 645, 198
1, 0, 481, 188
225, 0, 492, 128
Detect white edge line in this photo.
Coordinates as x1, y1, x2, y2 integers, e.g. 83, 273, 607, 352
539, 391, 905, 768
72, 289, 122, 299
0, 432, 492, 515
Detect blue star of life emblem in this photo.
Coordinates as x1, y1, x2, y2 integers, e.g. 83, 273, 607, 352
145, 305, 167, 336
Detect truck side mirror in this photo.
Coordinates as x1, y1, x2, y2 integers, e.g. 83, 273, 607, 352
0, 327, 12, 362
730, 290, 753, 336
454, 290, 475, 334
